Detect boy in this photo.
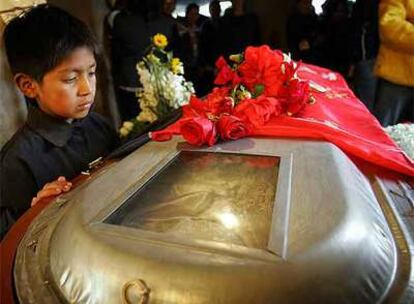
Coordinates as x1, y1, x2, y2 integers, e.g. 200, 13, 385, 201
0, 5, 119, 240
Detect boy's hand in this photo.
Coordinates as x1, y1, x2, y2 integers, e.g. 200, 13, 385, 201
31, 176, 72, 206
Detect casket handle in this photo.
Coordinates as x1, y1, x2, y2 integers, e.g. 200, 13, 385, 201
121, 278, 150, 304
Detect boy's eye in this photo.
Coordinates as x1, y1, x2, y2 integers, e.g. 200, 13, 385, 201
88, 71, 96, 77
63, 77, 77, 83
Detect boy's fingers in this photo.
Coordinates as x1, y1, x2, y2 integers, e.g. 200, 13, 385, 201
37, 187, 62, 200
33, 178, 72, 207
62, 183, 72, 191
43, 180, 71, 190
31, 197, 39, 206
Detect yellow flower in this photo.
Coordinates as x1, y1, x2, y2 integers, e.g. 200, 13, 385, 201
170, 57, 183, 74
153, 33, 168, 49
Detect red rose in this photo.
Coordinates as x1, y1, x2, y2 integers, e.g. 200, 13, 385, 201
180, 117, 217, 146
281, 59, 300, 82
206, 87, 233, 116
214, 56, 239, 86
234, 96, 283, 127
238, 45, 284, 97
286, 79, 310, 116
150, 130, 173, 142
217, 115, 250, 140
188, 95, 208, 115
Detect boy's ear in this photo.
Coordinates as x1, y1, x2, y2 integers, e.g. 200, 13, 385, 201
14, 73, 38, 99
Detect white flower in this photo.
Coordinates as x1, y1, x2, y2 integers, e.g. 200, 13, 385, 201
159, 72, 193, 109
119, 126, 130, 137
122, 121, 134, 131
385, 123, 414, 160
134, 48, 194, 124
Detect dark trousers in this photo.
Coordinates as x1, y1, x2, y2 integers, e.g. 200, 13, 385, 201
116, 88, 140, 122
374, 78, 414, 127
353, 59, 377, 113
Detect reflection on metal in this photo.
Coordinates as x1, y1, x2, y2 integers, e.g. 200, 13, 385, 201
105, 152, 279, 251
13, 138, 414, 303
398, 181, 414, 209
121, 279, 150, 304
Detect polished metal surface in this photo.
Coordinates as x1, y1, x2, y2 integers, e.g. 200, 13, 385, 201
106, 152, 279, 251
14, 138, 414, 303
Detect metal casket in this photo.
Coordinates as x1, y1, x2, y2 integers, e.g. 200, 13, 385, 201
14, 138, 414, 303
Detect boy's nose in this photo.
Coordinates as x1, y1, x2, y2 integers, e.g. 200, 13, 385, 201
78, 75, 94, 96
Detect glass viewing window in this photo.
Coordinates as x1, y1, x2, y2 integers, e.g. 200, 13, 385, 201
105, 151, 280, 250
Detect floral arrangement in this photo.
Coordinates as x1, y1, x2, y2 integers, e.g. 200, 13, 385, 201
119, 34, 194, 138
160, 45, 315, 146
385, 123, 414, 160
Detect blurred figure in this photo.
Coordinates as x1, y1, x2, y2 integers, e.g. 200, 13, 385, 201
349, 0, 379, 112
374, 0, 414, 126
148, 0, 178, 44
103, 0, 127, 67
105, 0, 128, 33
162, 0, 176, 17
104, 0, 128, 65
112, 0, 149, 121
199, 0, 224, 95
319, 0, 352, 76
221, 0, 261, 57
176, 3, 205, 93
287, 0, 321, 64
209, 0, 221, 19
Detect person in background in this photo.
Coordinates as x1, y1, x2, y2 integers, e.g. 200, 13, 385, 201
162, 0, 176, 18
199, 0, 224, 95
176, 3, 205, 93
319, 0, 352, 76
221, 0, 261, 57
148, 0, 178, 45
349, 0, 379, 112
286, 0, 321, 64
105, 0, 128, 33
111, 0, 149, 121
1, 5, 119, 240
374, 0, 414, 127
103, 0, 128, 94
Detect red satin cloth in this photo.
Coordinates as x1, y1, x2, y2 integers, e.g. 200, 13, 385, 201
153, 64, 414, 177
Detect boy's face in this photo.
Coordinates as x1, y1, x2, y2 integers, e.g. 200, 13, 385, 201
32, 47, 97, 120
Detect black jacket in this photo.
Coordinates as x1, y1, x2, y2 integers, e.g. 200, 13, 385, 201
0, 105, 118, 239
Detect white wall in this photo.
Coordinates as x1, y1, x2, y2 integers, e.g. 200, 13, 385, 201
0, 19, 27, 148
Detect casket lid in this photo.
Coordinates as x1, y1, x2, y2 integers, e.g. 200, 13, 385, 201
14, 137, 414, 303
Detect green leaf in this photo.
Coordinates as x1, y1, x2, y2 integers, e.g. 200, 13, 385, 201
254, 84, 264, 97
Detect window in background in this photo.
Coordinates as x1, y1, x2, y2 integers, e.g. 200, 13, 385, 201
312, 0, 356, 15
175, 1, 232, 17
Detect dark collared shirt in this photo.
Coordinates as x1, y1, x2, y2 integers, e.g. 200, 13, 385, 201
0, 105, 119, 239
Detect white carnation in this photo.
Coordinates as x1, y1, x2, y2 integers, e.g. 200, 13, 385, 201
385, 123, 414, 160
159, 72, 193, 109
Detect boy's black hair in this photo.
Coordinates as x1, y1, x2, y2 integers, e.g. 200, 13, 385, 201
3, 4, 98, 81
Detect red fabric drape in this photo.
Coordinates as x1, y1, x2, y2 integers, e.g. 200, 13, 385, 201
153, 64, 414, 177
